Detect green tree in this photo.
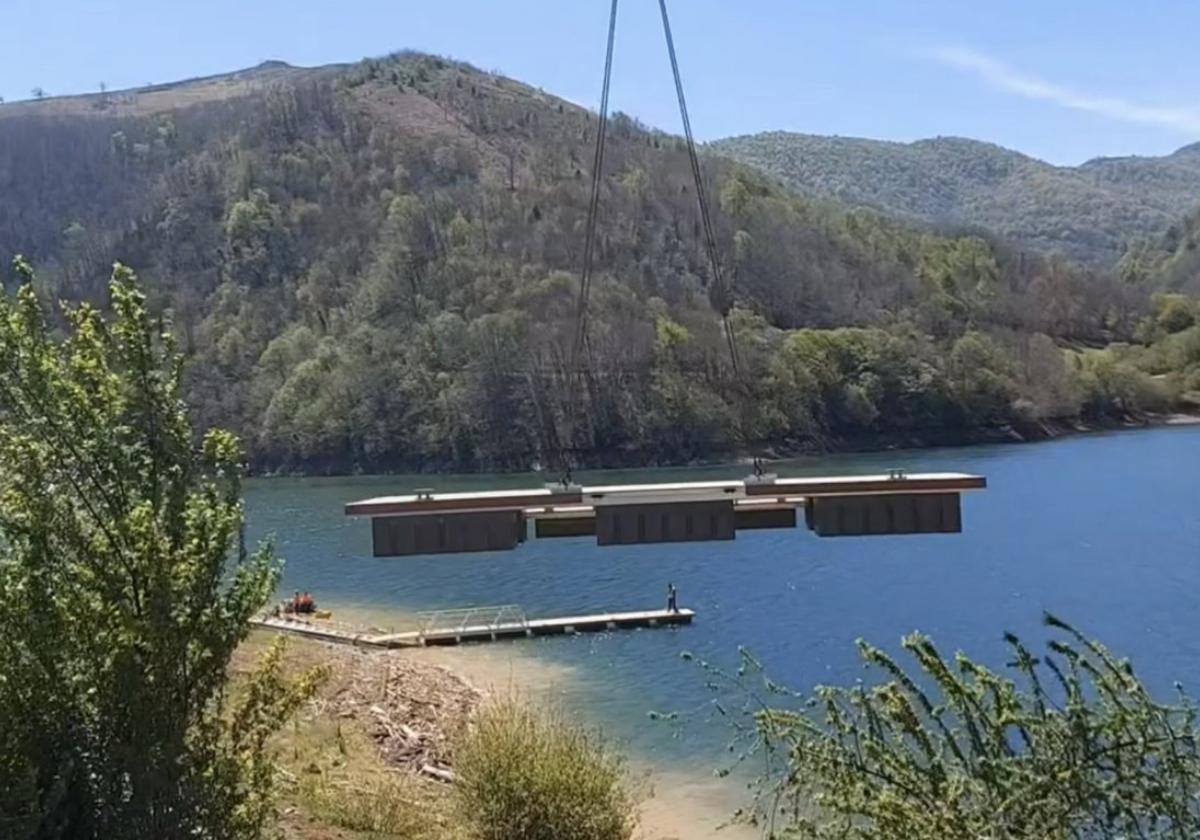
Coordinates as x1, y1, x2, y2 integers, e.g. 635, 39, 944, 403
1155, 294, 1198, 335
719, 176, 752, 218
0, 258, 322, 838
839, 381, 879, 429
947, 331, 1017, 425
1075, 350, 1169, 418
721, 615, 1200, 839
224, 189, 284, 287
653, 314, 691, 364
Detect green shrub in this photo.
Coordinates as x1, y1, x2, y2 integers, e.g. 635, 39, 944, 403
1155, 293, 1198, 334
454, 699, 636, 840
726, 615, 1200, 838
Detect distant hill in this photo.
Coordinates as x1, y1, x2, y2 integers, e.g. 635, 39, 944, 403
1, 61, 339, 118
0, 54, 1178, 472
710, 132, 1200, 265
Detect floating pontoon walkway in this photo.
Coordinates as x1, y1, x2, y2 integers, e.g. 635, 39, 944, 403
250, 606, 694, 648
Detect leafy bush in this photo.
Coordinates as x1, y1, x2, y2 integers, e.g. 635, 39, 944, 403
724, 615, 1200, 838
0, 260, 323, 838
454, 698, 636, 840
1156, 294, 1198, 334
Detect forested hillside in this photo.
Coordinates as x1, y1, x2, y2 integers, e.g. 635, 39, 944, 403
711, 132, 1200, 266
1122, 204, 1200, 294
0, 53, 1192, 473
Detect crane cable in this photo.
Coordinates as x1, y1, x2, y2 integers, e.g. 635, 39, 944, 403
561, 0, 758, 482
558, 0, 619, 486
655, 0, 759, 473
655, 0, 744, 383
571, 0, 620, 371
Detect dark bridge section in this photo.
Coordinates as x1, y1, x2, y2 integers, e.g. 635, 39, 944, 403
349, 472, 986, 556
371, 510, 525, 556
596, 501, 735, 546
807, 493, 961, 537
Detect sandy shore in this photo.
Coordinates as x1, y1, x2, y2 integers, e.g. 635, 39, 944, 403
410, 644, 759, 839
255, 599, 763, 839
1163, 413, 1200, 425
635, 768, 759, 840
400, 639, 754, 838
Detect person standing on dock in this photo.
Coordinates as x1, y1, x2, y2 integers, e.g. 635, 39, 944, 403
666, 582, 678, 613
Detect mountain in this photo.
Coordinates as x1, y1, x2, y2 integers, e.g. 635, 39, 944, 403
710, 132, 1200, 265
0, 54, 1183, 472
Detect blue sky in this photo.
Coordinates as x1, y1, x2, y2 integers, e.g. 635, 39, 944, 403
4, 0, 1200, 165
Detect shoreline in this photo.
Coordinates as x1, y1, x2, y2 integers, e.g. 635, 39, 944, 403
248, 412, 1200, 478
248, 595, 762, 838
248, 629, 758, 840
412, 643, 756, 839
823, 411, 1200, 457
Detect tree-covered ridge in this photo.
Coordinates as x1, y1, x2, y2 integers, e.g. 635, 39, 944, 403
711, 131, 1200, 266
0, 52, 1193, 473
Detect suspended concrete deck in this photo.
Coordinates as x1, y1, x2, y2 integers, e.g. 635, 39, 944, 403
344, 472, 986, 518
250, 606, 694, 648
345, 471, 988, 555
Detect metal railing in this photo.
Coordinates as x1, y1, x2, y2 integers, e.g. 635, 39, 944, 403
414, 604, 528, 640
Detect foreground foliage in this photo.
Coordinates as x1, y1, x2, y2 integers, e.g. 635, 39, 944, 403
732, 615, 1200, 838
0, 259, 322, 838
454, 698, 636, 840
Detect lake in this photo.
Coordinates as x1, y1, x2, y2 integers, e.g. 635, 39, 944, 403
245, 425, 1200, 836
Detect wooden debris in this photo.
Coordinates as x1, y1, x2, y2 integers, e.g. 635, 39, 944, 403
317, 645, 480, 776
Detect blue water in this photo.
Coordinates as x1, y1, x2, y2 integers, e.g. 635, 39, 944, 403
245, 426, 1200, 769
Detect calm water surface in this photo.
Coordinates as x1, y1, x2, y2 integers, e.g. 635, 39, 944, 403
245, 426, 1200, 809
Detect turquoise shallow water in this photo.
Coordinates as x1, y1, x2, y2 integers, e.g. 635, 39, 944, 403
245, 426, 1200, 781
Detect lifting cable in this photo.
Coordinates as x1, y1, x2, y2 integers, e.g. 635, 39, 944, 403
571, 0, 620, 371
560, 0, 757, 481
655, 0, 743, 382
557, 0, 619, 486
556, 0, 619, 484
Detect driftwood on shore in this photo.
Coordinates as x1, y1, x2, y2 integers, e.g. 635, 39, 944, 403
320, 645, 480, 779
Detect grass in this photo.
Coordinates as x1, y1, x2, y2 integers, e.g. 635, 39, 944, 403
233, 635, 638, 840
454, 697, 638, 840
234, 633, 464, 840
278, 715, 464, 840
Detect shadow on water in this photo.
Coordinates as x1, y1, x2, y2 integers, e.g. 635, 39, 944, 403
245, 426, 1200, 836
